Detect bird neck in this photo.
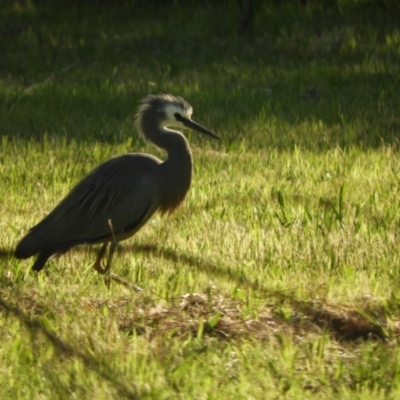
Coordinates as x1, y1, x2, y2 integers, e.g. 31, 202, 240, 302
157, 128, 193, 214
151, 127, 183, 150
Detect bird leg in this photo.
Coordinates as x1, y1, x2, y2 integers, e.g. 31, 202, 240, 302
92, 240, 117, 275
92, 242, 109, 274
92, 241, 142, 291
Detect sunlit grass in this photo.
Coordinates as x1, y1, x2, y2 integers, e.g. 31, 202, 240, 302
1, 1, 400, 398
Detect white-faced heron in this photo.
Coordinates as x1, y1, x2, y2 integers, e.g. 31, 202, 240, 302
15, 94, 221, 279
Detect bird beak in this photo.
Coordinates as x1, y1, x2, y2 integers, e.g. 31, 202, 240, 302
181, 117, 222, 141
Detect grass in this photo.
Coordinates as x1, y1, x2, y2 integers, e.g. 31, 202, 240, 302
1, 0, 400, 398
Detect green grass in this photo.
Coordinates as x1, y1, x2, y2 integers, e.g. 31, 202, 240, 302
1, 0, 400, 398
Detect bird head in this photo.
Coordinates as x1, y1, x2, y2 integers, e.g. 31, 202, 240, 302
136, 94, 221, 141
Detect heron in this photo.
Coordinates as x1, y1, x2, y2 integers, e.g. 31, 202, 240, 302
15, 94, 221, 281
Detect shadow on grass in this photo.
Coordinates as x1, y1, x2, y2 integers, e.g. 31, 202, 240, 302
1, 244, 388, 341
0, 293, 140, 399
0, 247, 13, 258
128, 244, 390, 342
1, 2, 400, 148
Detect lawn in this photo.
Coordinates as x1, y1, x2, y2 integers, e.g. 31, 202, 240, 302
1, 0, 400, 398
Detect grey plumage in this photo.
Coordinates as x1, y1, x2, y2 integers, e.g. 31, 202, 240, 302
15, 94, 221, 275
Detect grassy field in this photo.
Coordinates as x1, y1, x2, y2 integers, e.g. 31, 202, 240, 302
1, 0, 400, 398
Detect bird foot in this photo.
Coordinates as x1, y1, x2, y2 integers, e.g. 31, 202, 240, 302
106, 273, 144, 293
92, 259, 143, 292
92, 261, 110, 275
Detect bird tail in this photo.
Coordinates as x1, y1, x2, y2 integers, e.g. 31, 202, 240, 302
15, 233, 54, 272
31, 251, 53, 272
14, 230, 44, 259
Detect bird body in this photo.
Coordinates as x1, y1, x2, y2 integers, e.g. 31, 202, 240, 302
15, 94, 220, 275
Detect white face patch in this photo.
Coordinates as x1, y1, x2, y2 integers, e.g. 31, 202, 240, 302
161, 103, 193, 128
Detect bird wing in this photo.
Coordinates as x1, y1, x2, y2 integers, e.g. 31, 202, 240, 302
28, 154, 162, 248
